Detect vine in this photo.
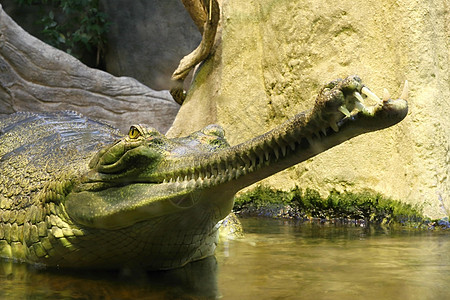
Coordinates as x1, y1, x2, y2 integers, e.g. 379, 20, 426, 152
15, 0, 109, 67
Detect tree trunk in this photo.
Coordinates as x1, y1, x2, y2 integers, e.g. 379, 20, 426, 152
0, 5, 179, 134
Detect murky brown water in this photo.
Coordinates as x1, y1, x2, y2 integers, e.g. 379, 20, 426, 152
1, 218, 449, 299
216, 218, 450, 299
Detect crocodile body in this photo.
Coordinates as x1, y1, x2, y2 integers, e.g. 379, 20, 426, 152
0, 76, 408, 270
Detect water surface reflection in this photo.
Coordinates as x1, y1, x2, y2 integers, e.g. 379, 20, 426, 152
1, 218, 449, 299
0, 256, 218, 299
216, 218, 450, 299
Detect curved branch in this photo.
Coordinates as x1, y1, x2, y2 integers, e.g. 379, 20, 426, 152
172, 0, 220, 82
180, 0, 208, 33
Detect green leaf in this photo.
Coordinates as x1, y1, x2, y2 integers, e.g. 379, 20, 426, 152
57, 33, 66, 44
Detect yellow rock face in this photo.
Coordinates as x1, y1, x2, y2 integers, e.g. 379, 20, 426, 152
168, 0, 450, 219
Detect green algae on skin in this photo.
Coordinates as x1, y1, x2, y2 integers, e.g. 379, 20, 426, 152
233, 185, 425, 225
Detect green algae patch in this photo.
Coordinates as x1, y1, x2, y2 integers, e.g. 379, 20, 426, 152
234, 185, 425, 225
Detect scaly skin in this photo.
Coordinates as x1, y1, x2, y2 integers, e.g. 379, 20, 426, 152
0, 76, 408, 270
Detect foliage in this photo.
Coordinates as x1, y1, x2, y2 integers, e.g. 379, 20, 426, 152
234, 185, 425, 225
15, 0, 109, 66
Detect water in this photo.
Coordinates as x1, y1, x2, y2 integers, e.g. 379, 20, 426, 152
216, 218, 450, 299
1, 218, 449, 299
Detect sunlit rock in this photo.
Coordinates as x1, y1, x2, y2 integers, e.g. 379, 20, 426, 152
168, 0, 450, 219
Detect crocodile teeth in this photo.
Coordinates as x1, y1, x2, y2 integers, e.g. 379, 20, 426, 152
400, 80, 409, 100
180, 181, 188, 189
321, 128, 327, 136
383, 88, 391, 102
354, 92, 370, 113
195, 177, 204, 188
202, 177, 211, 188
355, 100, 366, 112
230, 169, 237, 180
258, 154, 264, 165
187, 179, 196, 188
330, 122, 339, 132
265, 151, 270, 161
289, 142, 295, 151
212, 167, 218, 176
273, 148, 280, 160
354, 91, 365, 103
338, 105, 351, 117
361, 86, 382, 104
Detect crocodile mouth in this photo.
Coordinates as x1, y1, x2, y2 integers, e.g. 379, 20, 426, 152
119, 80, 409, 193
65, 77, 408, 230
78, 80, 409, 194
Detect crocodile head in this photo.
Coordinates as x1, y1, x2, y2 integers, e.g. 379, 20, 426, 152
65, 76, 408, 231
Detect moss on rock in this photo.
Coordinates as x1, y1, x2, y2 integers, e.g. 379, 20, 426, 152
234, 185, 425, 225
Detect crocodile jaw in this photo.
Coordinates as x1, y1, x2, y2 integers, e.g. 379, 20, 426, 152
155, 98, 408, 197
65, 181, 236, 230
150, 78, 408, 194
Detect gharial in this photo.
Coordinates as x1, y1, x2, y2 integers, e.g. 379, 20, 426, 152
0, 76, 408, 270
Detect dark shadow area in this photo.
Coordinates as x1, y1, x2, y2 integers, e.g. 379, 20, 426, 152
0, 256, 219, 299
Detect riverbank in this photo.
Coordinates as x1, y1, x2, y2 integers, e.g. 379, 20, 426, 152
233, 185, 450, 230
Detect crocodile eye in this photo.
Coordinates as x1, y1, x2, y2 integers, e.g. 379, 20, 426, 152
128, 126, 141, 139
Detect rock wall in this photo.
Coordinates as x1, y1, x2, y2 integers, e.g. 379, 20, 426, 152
0, 5, 179, 133
2, 0, 201, 91
100, 0, 201, 91
168, 0, 450, 219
